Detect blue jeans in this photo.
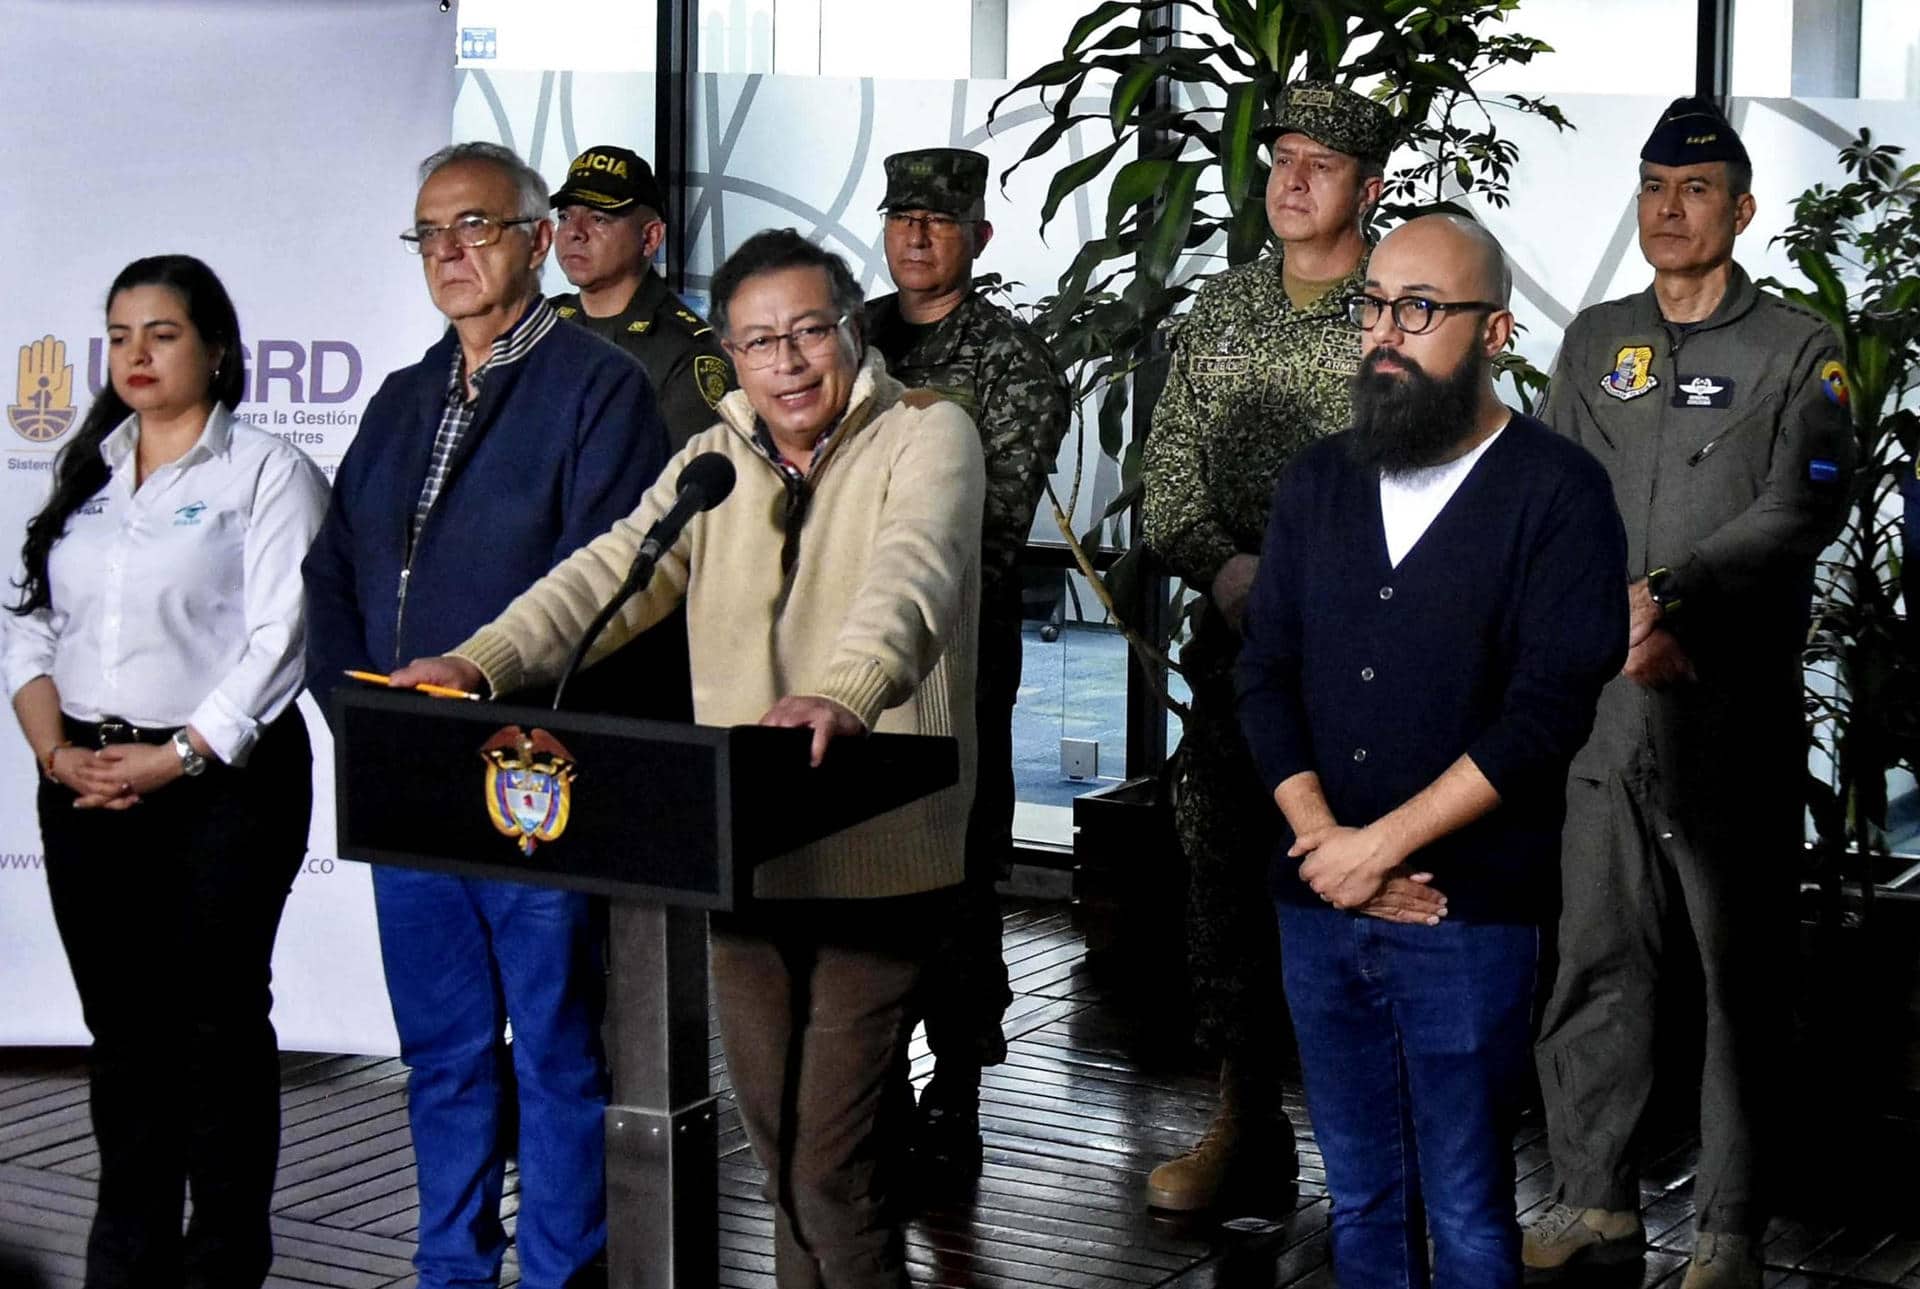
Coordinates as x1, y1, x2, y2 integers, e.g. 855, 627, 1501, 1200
373, 868, 608, 1289
1279, 901, 1540, 1289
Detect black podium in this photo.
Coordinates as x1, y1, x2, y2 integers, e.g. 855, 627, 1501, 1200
332, 687, 959, 1288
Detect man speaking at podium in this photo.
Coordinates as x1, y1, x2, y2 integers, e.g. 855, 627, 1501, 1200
396, 228, 986, 1289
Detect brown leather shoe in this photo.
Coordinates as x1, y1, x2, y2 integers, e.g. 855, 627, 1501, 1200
1521, 1202, 1645, 1280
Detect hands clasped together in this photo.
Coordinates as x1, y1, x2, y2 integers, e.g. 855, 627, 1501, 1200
1289, 823, 1449, 927
46, 741, 183, 809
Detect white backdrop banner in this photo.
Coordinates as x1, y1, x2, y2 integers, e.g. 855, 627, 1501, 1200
0, 0, 461, 1055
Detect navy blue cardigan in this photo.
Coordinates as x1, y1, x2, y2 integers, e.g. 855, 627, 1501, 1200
303, 321, 667, 721
1235, 414, 1628, 923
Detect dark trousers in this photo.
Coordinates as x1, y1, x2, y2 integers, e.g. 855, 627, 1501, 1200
711, 894, 940, 1289
919, 682, 1015, 1070
370, 868, 608, 1289
1280, 901, 1541, 1289
40, 712, 311, 1289
1534, 773, 1795, 1235
1176, 696, 1286, 1068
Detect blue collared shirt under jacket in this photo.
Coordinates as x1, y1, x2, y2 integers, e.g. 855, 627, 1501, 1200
302, 309, 668, 723
1235, 412, 1629, 924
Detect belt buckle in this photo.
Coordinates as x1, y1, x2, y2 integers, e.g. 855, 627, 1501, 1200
96, 718, 132, 747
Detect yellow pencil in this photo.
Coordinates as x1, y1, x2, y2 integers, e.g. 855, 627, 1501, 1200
342, 669, 482, 701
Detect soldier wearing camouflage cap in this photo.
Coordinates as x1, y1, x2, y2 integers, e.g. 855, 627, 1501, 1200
1140, 78, 1394, 1212
1522, 97, 1854, 1289
864, 146, 1071, 1182
548, 144, 736, 449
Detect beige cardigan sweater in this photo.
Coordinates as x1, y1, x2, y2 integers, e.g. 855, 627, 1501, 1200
454, 352, 985, 900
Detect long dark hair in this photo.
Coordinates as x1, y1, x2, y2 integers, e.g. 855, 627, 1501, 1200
10, 255, 244, 615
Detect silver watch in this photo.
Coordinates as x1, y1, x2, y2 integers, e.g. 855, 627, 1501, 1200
172, 729, 207, 777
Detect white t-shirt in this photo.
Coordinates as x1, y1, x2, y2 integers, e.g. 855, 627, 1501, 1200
1378, 426, 1505, 568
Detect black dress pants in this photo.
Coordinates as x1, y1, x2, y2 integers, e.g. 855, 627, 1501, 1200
39, 711, 311, 1289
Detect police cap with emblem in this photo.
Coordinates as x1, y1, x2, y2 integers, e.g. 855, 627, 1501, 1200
878, 148, 989, 222
550, 145, 667, 214
1640, 96, 1750, 168
1259, 80, 1397, 166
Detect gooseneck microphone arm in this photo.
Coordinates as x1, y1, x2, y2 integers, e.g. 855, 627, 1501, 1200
551, 452, 736, 711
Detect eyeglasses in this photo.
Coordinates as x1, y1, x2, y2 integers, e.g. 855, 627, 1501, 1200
1336, 291, 1497, 332
884, 211, 973, 238
1344, 293, 1500, 335
400, 215, 537, 254
723, 315, 849, 370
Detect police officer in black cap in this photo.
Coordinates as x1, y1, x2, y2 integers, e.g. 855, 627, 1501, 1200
1522, 98, 1855, 1289
549, 145, 735, 448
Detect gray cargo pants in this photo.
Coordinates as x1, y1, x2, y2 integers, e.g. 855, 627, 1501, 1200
1533, 771, 1796, 1236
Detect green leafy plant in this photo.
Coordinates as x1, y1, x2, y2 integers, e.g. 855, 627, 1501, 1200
988, 0, 1568, 701
1767, 130, 1920, 916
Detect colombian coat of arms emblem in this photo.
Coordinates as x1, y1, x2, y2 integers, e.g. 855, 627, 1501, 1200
480, 726, 577, 856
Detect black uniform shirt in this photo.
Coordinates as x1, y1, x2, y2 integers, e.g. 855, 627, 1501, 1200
552, 273, 736, 450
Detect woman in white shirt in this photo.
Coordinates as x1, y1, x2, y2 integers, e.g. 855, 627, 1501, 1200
4, 255, 330, 1289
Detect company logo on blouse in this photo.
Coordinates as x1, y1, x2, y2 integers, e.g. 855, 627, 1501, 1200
481, 726, 577, 857
10, 335, 77, 444
173, 502, 208, 526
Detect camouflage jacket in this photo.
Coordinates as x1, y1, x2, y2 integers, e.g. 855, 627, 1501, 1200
865, 290, 1071, 627
552, 273, 735, 451
1142, 248, 1367, 681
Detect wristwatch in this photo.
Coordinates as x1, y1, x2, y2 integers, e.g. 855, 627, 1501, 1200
172, 729, 208, 777
1646, 566, 1683, 617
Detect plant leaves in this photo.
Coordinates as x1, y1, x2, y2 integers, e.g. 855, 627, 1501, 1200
1039, 137, 1130, 233
1110, 58, 1166, 137
1067, 0, 1138, 56
1218, 80, 1264, 214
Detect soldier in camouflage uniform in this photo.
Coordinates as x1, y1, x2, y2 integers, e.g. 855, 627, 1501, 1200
1140, 82, 1397, 1212
865, 147, 1072, 1179
548, 145, 736, 449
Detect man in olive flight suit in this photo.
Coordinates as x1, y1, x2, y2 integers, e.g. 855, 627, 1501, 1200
1523, 99, 1856, 1289
549, 144, 735, 448
1139, 81, 1396, 1212
865, 146, 1072, 1182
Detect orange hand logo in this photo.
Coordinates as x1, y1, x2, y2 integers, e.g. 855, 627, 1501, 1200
10, 335, 77, 443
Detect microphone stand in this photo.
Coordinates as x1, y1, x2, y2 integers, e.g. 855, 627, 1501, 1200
550, 551, 659, 712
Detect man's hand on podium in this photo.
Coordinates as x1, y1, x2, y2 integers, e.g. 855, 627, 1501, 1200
759, 695, 865, 768
389, 656, 488, 697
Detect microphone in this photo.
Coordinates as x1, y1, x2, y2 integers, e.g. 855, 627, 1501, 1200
630, 451, 735, 582
552, 453, 736, 710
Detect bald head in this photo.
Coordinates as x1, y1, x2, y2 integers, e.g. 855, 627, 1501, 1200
1372, 213, 1512, 307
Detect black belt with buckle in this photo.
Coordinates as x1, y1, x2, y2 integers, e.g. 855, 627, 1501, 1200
64, 716, 174, 748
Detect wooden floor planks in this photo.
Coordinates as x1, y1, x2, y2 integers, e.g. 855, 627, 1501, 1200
5, 901, 1920, 1288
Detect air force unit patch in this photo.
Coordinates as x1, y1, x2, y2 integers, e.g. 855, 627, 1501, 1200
1600, 346, 1659, 402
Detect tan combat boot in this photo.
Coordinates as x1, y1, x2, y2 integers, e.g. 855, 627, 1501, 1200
1521, 1202, 1645, 1279
1145, 1061, 1297, 1211
1679, 1232, 1762, 1289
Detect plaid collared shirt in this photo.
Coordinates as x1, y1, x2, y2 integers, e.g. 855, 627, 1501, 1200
410, 298, 560, 543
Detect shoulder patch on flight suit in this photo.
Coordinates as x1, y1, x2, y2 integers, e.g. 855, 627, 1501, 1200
1600, 345, 1659, 402
674, 307, 713, 337
1820, 360, 1849, 408
626, 319, 652, 334
693, 354, 730, 409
